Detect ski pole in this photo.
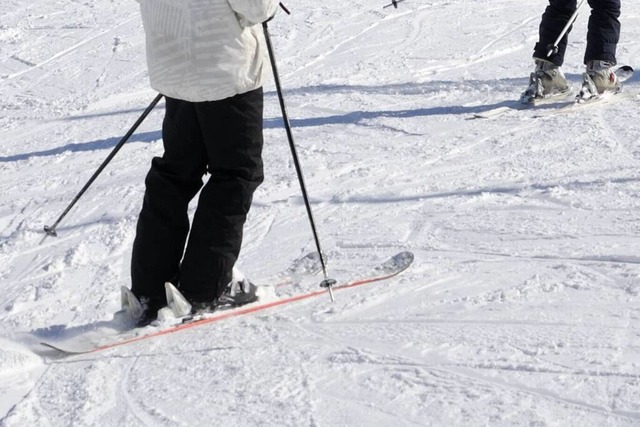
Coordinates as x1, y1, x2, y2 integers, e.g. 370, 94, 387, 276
263, 13, 337, 301
41, 93, 163, 244
547, 0, 587, 57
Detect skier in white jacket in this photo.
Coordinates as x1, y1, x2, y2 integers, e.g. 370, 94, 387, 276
129, 0, 280, 326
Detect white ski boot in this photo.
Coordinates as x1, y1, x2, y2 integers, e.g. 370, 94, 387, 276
577, 60, 620, 101
520, 58, 570, 104
116, 287, 163, 327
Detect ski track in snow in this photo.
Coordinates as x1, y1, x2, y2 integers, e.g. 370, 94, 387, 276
1, 0, 640, 425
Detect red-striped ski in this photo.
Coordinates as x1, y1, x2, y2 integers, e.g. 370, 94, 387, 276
41, 251, 414, 355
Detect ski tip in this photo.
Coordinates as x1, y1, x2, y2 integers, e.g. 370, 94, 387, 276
377, 251, 414, 274
615, 65, 634, 83
394, 251, 414, 266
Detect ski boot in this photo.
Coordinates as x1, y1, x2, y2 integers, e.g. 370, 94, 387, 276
117, 287, 165, 327
520, 58, 570, 104
576, 60, 620, 102
218, 268, 259, 307
165, 267, 259, 318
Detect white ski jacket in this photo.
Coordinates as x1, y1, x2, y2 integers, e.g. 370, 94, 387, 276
135, 0, 279, 102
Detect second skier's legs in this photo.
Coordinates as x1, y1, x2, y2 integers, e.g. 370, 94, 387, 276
524, 0, 623, 102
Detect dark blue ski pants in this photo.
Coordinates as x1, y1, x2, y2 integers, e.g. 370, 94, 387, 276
533, 0, 621, 66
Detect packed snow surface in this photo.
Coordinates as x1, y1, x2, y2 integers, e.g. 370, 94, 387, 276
1, 0, 639, 425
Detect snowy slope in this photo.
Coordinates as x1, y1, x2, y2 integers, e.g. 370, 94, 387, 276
1, 0, 640, 425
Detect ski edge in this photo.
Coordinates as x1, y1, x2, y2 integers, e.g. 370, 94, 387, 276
40, 340, 97, 354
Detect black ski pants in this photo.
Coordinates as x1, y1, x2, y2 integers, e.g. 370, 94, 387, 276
131, 88, 264, 307
533, 0, 621, 66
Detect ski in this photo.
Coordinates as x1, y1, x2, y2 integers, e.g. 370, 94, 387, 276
472, 90, 635, 120
39, 251, 324, 354
472, 65, 634, 120
41, 251, 414, 355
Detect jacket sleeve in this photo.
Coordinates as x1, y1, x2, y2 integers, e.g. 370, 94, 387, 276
227, 0, 279, 25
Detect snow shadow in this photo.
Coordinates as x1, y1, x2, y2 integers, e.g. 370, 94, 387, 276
27, 316, 136, 356
0, 130, 161, 162
30, 317, 134, 340
262, 73, 604, 129
60, 105, 162, 121
263, 80, 513, 129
